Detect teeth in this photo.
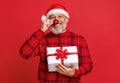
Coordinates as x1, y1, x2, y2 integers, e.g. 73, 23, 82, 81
59, 22, 62, 24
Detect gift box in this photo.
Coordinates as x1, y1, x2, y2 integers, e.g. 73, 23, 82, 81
47, 46, 79, 72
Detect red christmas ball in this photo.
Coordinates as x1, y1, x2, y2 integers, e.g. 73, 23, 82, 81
53, 19, 59, 25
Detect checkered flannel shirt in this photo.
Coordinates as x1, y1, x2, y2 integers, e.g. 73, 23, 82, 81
19, 29, 93, 83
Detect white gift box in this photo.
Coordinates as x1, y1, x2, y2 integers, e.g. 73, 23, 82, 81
47, 46, 79, 72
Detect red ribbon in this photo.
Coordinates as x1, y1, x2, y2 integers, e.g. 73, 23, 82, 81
48, 47, 78, 65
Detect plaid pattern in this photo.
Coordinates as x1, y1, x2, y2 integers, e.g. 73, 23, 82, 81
19, 29, 93, 83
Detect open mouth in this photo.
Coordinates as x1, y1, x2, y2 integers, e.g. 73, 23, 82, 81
59, 21, 62, 24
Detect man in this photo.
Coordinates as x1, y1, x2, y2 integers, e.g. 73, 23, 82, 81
19, 3, 93, 83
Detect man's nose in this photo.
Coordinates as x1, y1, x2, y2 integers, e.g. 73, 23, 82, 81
53, 19, 59, 25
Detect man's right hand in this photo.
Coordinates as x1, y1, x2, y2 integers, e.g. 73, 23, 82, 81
40, 19, 53, 32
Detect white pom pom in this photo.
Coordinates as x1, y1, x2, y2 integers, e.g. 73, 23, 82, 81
41, 15, 46, 22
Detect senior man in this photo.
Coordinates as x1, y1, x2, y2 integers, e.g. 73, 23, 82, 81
19, 3, 93, 83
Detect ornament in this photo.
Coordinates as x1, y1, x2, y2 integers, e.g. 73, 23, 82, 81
53, 19, 59, 25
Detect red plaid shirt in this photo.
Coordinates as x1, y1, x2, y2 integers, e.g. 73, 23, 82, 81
19, 29, 93, 83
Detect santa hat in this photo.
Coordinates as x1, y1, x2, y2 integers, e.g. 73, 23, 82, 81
41, 3, 70, 22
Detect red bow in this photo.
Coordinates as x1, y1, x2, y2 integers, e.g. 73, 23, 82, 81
48, 47, 78, 65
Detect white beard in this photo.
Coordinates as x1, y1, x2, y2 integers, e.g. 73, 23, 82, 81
50, 24, 67, 34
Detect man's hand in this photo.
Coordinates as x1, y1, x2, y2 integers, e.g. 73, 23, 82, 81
56, 64, 75, 77
40, 19, 53, 32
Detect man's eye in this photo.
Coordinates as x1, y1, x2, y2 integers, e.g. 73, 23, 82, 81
49, 16, 55, 19
58, 15, 64, 18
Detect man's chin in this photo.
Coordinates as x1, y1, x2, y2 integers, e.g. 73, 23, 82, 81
50, 27, 63, 34
53, 28, 62, 31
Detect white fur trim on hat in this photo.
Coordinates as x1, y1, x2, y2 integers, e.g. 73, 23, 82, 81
41, 15, 47, 22
46, 9, 70, 18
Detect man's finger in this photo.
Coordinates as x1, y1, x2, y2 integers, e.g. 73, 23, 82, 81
58, 64, 67, 70
56, 64, 66, 72
56, 67, 66, 75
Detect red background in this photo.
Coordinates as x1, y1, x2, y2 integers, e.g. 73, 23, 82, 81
0, 0, 120, 83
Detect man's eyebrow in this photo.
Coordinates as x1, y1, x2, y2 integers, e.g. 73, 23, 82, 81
49, 15, 55, 17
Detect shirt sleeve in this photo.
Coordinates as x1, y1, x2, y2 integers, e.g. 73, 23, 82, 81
19, 29, 44, 59
72, 37, 93, 78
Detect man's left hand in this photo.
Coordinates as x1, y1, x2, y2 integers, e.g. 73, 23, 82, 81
56, 64, 75, 77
